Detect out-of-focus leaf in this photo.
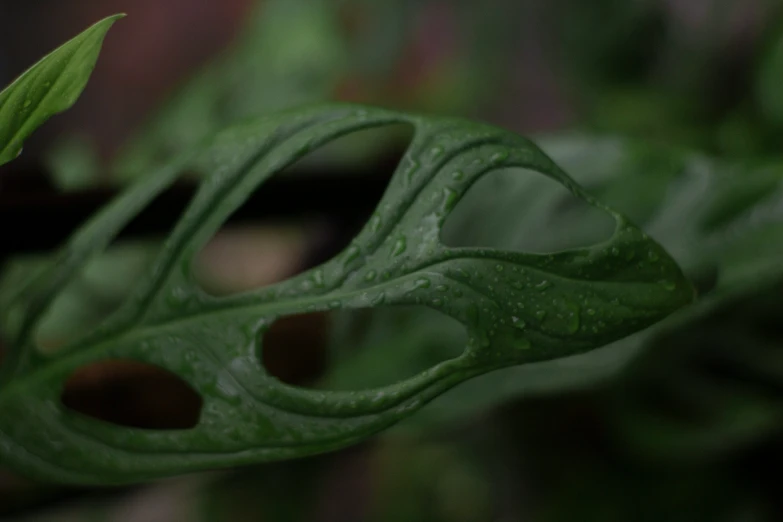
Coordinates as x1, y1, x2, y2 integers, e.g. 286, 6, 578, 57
608, 277, 783, 462
113, 0, 348, 180
757, 25, 783, 129
44, 133, 101, 191
0, 15, 122, 167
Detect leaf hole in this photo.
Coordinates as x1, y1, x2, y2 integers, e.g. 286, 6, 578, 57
261, 312, 331, 386
60, 359, 203, 430
441, 167, 616, 253
191, 123, 413, 296
260, 306, 466, 390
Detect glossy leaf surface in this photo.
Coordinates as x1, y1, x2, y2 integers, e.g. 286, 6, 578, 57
0, 105, 691, 484
385, 136, 783, 440
0, 15, 123, 167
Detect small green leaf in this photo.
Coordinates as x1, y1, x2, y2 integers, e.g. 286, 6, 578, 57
0, 14, 123, 167
0, 104, 691, 484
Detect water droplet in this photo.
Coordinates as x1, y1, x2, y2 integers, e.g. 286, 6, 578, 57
23, 99, 31, 108
391, 237, 407, 257
660, 280, 677, 291
430, 146, 444, 158
511, 316, 526, 329
648, 250, 660, 262
535, 310, 547, 321
369, 214, 382, 233
455, 268, 470, 279
452, 170, 464, 180
405, 159, 420, 184
414, 278, 431, 289
565, 302, 580, 334
611, 247, 620, 257
436, 284, 449, 292
432, 298, 443, 307
511, 281, 524, 290
495, 264, 504, 272
490, 151, 509, 164
535, 280, 551, 291
329, 300, 341, 309
364, 270, 377, 282
586, 308, 596, 316
442, 187, 458, 212
312, 269, 325, 288
345, 245, 361, 263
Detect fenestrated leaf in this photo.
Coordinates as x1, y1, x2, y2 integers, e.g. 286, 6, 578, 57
0, 14, 123, 167
391, 135, 783, 435
0, 104, 691, 484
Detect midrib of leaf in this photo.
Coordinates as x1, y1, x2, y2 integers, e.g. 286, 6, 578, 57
0, 245, 667, 415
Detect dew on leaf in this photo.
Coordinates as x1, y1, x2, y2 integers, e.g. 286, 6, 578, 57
345, 245, 361, 263
511, 316, 526, 330
391, 237, 407, 257
660, 280, 677, 291
535, 280, 551, 291
564, 301, 580, 334
414, 278, 431, 289
369, 214, 382, 233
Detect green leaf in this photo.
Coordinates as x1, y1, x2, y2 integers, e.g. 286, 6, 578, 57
608, 276, 783, 462
757, 24, 783, 129
386, 135, 783, 431
0, 14, 123, 167
0, 104, 691, 484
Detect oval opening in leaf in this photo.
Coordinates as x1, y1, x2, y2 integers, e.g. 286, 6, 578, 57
191, 123, 414, 296
192, 224, 314, 296
441, 167, 615, 253
261, 312, 330, 386
260, 306, 467, 390
61, 359, 202, 430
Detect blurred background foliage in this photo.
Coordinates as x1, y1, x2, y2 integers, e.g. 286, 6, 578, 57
3, 0, 783, 520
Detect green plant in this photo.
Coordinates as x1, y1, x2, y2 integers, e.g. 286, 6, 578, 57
0, 16, 692, 485
0, 15, 123, 167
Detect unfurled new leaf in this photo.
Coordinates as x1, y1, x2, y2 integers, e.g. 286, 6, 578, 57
0, 14, 123, 167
